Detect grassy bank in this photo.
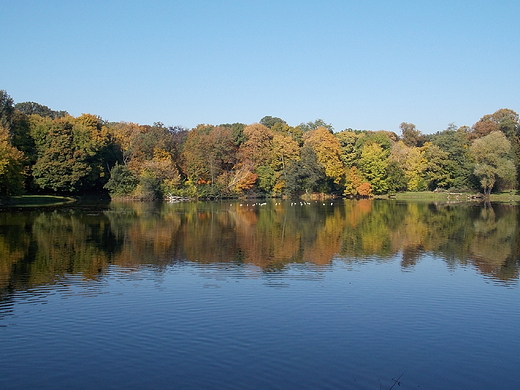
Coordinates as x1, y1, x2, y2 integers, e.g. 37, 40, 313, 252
386, 191, 520, 203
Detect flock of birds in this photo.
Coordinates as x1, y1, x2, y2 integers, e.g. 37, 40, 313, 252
232, 202, 334, 207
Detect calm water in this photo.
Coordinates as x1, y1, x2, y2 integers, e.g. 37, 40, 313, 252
1, 199, 520, 389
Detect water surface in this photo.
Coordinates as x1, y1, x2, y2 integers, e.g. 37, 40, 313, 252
1, 200, 519, 389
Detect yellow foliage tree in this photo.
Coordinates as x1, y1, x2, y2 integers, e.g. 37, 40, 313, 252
0, 125, 25, 196
303, 127, 344, 184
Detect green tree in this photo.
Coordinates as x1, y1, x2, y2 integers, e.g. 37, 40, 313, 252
0, 90, 15, 131
14, 101, 68, 119
335, 130, 360, 168
355, 131, 393, 152
299, 119, 334, 133
285, 145, 325, 196
104, 164, 138, 196
386, 160, 407, 192
470, 131, 516, 195
424, 143, 453, 190
228, 122, 247, 146
471, 109, 520, 188
430, 125, 474, 190
256, 165, 276, 193
259, 116, 286, 129
31, 114, 110, 192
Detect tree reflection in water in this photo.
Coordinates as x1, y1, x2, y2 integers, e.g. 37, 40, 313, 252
1, 199, 519, 296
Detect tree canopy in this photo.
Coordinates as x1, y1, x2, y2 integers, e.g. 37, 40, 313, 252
1, 90, 518, 199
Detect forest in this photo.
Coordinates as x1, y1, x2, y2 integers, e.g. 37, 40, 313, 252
1, 89, 519, 200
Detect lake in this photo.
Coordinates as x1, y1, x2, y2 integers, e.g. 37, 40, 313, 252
1, 199, 519, 389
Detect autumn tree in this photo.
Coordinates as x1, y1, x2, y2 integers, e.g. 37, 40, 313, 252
390, 141, 430, 191
236, 123, 274, 194
303, 127, 344, 189
0, 91, 35, 191
271, 122, 304, 145
227, 160, 257, 194
471, 109, 519, 140
106, 121, 187, 198
182, 125, 237, 197
0, 125, 25, 197
357, 142, 390, 194
400, 122, 426, 147
470, 131, 516, 195
344, 166, 367, 197
239, 123, 273, 165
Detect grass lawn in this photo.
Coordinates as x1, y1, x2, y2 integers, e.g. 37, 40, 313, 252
389, 191, 520, 203
2, 195, 76, 207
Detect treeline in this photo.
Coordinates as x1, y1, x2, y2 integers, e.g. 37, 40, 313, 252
1, 89, 519, 199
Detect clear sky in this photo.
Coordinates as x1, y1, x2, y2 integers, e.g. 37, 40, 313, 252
2, 0, 519, 133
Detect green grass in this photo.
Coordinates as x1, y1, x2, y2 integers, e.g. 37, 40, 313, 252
3, 195, 76, 207
488, 191, 520, 202
386, 191, 520, 203
391, 191, 450, 200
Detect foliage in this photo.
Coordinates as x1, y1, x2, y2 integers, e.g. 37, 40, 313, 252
344, 166, 366, 197
133, 170, 162, 200
183, 125, 237, 196
400, 122, 424, 147
31, 114, 110, 193
0, 90, 15, 131
335, 130, 360, 168
0, 125, 25, 196
14, 101, 68, 119
2, 89, 520, 199
470, 131, 516, 195
285, 145, 325, 196
303, 127, 344, 187
104, 164, 138, 196
358, 142, 390, 194
471, 108, 519, 140
299, 118, 334, 133
259, 116, 286, 129
386, 160, 408, 192
430, 126, 474, 190
423, 143, 453, 190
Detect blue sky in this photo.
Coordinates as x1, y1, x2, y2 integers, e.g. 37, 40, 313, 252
2, 0, 519, 133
